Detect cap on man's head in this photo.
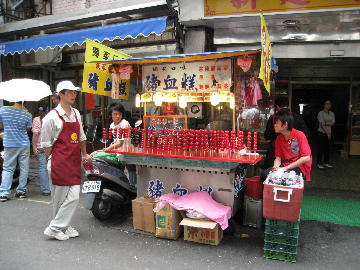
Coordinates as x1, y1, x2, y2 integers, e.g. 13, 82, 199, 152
55, 80, 81, 95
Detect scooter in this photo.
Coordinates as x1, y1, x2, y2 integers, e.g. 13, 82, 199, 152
82, 119, 142, 221
82, 157, 136, 221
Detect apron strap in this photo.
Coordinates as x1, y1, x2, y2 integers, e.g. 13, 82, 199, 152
54, 108, 79, 123
54, 109, 65, 123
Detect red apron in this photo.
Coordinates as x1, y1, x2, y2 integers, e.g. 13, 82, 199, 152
51, 109, 81, 186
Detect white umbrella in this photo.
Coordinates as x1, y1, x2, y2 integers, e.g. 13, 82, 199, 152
0, 79, 52, 102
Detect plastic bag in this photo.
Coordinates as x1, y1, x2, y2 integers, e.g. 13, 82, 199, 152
185, 209, 208, 220
153, 201, 167, 212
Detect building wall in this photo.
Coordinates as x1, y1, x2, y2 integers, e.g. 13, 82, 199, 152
52, 0, 88, 14
52, 0, 124, 15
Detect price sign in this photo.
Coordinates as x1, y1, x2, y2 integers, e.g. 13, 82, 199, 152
144, 115, 188, 130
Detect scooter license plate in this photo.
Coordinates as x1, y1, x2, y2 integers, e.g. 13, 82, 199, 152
82, 181, 101, 193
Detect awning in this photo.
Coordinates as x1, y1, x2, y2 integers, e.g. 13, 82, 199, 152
0, 17, 167, 56
88, 49, 261, 64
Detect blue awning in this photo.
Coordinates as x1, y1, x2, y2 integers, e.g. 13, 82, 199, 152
0, 17, 167, 56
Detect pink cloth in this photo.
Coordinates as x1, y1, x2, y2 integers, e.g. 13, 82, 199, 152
245, 77, 263, 107
158, 192, 232, 230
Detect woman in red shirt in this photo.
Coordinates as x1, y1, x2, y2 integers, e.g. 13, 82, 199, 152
261, 109, 312, 182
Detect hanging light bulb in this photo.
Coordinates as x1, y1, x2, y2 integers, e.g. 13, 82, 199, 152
153, 92, 163, 106
210, 92, 220, 106
230, 93, 235, 109
179, 94, 188, 108
135, 93, 141, 107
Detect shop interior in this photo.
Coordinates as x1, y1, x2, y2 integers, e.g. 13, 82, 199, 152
291, 83, 350, 146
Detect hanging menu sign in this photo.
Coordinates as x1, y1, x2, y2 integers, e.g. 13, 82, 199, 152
142, 59, 232, 93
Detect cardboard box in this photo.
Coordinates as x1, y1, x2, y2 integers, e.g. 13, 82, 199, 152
132, 197, 156, 233
155, 204, 182, 240
180, 218, 223, 246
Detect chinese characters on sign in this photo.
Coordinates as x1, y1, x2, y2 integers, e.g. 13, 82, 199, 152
197, 185, 214, 196
148, 179, 165, 198
142, 59, 232, 93
172, 183, 189, 196
82, 39, 131, 99
204, 0, 360, 16
144, 115, 187, 130
147, 179, 215, 199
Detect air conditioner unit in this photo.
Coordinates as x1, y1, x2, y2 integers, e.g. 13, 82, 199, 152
20, 48, 62, 66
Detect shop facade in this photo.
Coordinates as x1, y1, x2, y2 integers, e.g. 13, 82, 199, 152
177, 0, 360, 158
0, 0, 180, 122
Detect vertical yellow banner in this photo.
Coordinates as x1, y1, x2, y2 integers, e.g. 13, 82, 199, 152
258, 14, 272, 94
82, 39, 131, 99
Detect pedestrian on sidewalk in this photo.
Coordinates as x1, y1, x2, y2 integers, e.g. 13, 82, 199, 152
32, 106, 51, 196
41, 81, 91, 241
316, 100, 335, 169
0, 102, 32, 202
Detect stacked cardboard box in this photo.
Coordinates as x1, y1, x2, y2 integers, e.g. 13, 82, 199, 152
132, 197, 224, 246
155, 203, 182, 240
180, 218, 223, 246
132, 197, 157, 233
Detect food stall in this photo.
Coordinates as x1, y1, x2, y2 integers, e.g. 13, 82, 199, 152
92, 49, 269, 213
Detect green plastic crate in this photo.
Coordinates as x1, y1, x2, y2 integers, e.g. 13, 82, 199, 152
265, 225, 300, 238
264, 241, 298, 254
263, 249, 297, 263
264, 233, 299, 246
265, 219, 300, 230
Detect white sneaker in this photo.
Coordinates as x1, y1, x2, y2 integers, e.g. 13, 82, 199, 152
324, 164, 333, 168
65, 226, 79, 238
317, 164, 325, 169
44, 227, 69, 241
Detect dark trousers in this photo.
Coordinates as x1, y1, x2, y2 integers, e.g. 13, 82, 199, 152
260, 167, 303, 182
317, 132, 330, 164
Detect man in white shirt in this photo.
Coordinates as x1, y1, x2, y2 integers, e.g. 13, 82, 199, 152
317, 100, 335, 168
41, 80, 92, 241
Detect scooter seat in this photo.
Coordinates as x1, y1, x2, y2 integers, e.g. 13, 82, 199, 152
95, 157, 125, 171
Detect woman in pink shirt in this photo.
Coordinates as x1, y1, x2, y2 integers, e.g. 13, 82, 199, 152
32, 106, 50, 195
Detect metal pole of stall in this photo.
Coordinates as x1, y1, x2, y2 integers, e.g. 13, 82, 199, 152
232, 57, 236, 131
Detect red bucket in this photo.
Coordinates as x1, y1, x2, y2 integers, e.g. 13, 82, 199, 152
245, 176, 264, 199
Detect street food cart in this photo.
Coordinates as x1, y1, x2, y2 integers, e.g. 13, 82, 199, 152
92, 49, 269, 213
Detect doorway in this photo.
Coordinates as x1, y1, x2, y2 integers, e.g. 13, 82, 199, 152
291, 83, 350, 164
